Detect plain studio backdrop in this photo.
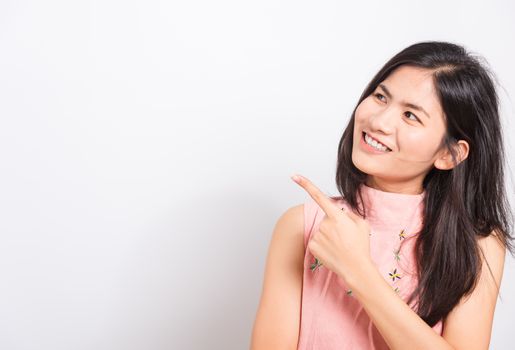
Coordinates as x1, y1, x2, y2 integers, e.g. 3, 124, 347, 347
1, 1, 514, 349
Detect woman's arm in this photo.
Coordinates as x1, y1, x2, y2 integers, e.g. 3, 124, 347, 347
441, 231, 506, 349
343, 230, 506, 350
250, 204, 305, 350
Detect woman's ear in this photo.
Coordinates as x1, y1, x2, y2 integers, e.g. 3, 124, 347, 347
434, 140, 470, 170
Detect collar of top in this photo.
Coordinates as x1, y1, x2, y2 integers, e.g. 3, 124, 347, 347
357, 183, 426, 227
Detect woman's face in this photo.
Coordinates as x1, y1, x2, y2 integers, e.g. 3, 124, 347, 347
352, 65, 449, 194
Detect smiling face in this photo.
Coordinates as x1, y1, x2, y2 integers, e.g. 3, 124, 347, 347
351, 65, 453, 194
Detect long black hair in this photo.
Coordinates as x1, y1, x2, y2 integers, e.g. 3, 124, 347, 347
335, 41, 515, 327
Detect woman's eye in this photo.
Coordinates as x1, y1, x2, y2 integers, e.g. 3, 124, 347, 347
374, 92, 386, 102
405, 111, 420, 122
373, 92, 421, 123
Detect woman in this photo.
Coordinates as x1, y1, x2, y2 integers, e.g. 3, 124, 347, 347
250, 41, 514, 349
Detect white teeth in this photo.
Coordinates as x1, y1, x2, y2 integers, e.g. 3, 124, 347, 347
365, 133, 390, 152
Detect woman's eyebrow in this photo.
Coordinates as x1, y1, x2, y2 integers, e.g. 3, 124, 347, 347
378, 83, 431, 119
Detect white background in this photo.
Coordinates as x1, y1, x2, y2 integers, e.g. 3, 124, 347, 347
0, 0, 514, 349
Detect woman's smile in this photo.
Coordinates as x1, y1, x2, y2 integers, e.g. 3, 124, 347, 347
360, 131, 392, 154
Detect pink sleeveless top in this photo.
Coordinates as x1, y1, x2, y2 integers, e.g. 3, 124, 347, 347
297, 183, 443, 350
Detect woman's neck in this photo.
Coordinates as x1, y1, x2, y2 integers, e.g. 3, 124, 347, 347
365, 176, 424, 195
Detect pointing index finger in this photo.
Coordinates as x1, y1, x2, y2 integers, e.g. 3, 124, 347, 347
291, 174, 341, 218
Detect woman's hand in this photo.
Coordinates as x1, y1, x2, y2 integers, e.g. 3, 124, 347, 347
291, 174, 374, 287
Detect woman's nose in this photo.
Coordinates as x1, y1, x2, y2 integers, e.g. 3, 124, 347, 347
369, 109, 397, 134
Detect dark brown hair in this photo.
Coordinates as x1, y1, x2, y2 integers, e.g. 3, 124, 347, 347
335, 41, 515, 326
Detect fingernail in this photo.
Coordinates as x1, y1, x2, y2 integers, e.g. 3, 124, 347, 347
291, 175, 301, 183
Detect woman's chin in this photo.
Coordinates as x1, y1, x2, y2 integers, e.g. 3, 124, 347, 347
351, 155, 386, 175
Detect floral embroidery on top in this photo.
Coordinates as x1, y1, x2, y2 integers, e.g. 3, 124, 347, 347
389, 268, 402, 281
310, 257, 323, 272
393, 247, 401, 261
391, 245, 403, 293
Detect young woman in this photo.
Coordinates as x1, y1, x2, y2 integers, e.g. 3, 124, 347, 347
250, 41, 514, 349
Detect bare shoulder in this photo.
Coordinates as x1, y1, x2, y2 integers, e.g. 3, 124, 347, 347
475, 229, 506, 294
276, 203, 305, 237
442, 229, 507, 350
250, 203, 306, 350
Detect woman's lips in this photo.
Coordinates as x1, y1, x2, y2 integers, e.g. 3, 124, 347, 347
360, 131, 392, 154
362, 131, 392, 151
